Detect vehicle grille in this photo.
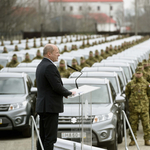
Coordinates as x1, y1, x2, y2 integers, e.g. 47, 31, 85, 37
0, 104, 10, 111
59, 116, 94, 124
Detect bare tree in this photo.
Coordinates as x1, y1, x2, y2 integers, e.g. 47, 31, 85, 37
0, 0, 37, 39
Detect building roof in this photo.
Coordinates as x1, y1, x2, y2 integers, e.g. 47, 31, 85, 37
71, 13, 116, 24
49, 0, 123, 2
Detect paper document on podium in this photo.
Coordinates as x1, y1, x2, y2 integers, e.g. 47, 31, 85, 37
69, 85, 100, 98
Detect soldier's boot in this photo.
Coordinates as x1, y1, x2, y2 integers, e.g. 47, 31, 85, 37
145, 140, 150, 146
129, 140, 135, 146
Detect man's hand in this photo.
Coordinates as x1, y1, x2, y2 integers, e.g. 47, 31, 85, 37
71, 91, 76, 96
64, 91, 76, 98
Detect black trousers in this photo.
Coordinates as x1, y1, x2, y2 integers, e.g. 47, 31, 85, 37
37, 113, 58, 150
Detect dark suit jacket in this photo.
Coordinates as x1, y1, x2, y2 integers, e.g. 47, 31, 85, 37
36, 58, 72, 113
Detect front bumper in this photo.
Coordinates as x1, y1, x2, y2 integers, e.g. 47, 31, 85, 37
0, 108, 29, 131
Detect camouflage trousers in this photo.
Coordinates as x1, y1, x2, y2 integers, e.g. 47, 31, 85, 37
129, 111, 150, 140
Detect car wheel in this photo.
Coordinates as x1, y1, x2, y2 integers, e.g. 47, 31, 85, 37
118, 123, 123, 144
22, 116, 32, 137
107, 129, 118, 150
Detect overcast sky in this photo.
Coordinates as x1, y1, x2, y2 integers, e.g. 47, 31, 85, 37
124, 0, 134, 9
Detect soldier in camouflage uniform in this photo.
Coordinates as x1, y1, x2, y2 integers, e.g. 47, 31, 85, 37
22, 53, 32, 63
102, 47, 110, 59
148, 59, 150, 74
132, 63, 150, 83
60, 45, 69, 54
94, 50, 103, 62
58, 59, 70, 78
32, 50, 43, 60
100, 49, 105, 59
68, 58, 82, 74
113, 46, 118, 54
0, 64, 4, 70
118, 45, 123, 53
14, 45, 19, 51
6, 54, 20, 67
2, 47, 8, 53
109, 45, 114, 55
80, 40, 85, 49
80, 57, 90, 69
143, 59, 150, 74
125, 67, 150, 146
107, 46, 113, 56
85, 51, 97, 67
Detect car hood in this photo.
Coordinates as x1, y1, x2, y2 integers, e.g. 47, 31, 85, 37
60, 103, 112, 116
0, 94, 26, 104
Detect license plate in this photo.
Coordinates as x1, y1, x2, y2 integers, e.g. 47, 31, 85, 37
61, 132, 86, 138
0, 119, 2, 124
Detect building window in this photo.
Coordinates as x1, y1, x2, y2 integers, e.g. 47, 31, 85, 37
63, 6, 65, 11
79, 6, 82, 11
89, 7, 91, 11
97, 6, 100, 11
70, 6, 73, 11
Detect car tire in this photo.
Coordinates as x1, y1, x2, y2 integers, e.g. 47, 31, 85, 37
118, 123, 123, 144
22, 116, 32, 137
107, 129, 118, 150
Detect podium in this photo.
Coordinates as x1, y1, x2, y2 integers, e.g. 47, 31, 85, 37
58, 85, 100, 150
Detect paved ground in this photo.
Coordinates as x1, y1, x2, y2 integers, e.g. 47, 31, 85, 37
0, 121, 149, 150
118, 121, 150, 150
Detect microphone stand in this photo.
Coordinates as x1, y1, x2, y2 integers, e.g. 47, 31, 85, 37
67, 65, 83, 143
67, 65, 83, 89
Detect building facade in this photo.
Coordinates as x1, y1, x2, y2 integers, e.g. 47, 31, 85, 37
48, 0, 123, 20
48, 0, 123, 32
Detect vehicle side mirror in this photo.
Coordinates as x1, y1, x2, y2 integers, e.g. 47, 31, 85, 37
115, 95, 125, 103
30, 87, 37, 94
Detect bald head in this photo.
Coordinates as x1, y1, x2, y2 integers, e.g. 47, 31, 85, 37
43, 44, 60, 62
43, 44, 55, 56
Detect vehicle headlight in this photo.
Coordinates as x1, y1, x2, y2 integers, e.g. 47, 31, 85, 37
93, 112, 113, 123
8, 101, 27, 111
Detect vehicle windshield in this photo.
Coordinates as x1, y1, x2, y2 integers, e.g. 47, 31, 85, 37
116, 71, 125, 85
63, 84, 110, 104
0, 77, 25, 94
27, 72, 35, 84
130, 63, 135, 72
118, 76, 124, 92
106, 77, 118, 93
75, 76, 119, 94
122, 67, 130, 80
109, 82, 116, 101
130, 66, 134, 74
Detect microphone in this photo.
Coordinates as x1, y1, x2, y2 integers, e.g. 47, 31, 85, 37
67, 65, 79, 71
67, 65, 83, 89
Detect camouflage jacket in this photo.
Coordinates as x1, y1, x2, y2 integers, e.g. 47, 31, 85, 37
95, 56, 103, 62
125, 77, 150, 112
32, 56, 43, 60
132, 71, 150, 83
144, 67, 150, 75
0, 65, 4, 70
80, 63, 90, 69
6, 61, 19, 67
58, 67, 70, 78
22, 59, 32, 63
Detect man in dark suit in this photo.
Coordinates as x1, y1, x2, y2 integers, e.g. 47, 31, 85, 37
36, 44, 76, 150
